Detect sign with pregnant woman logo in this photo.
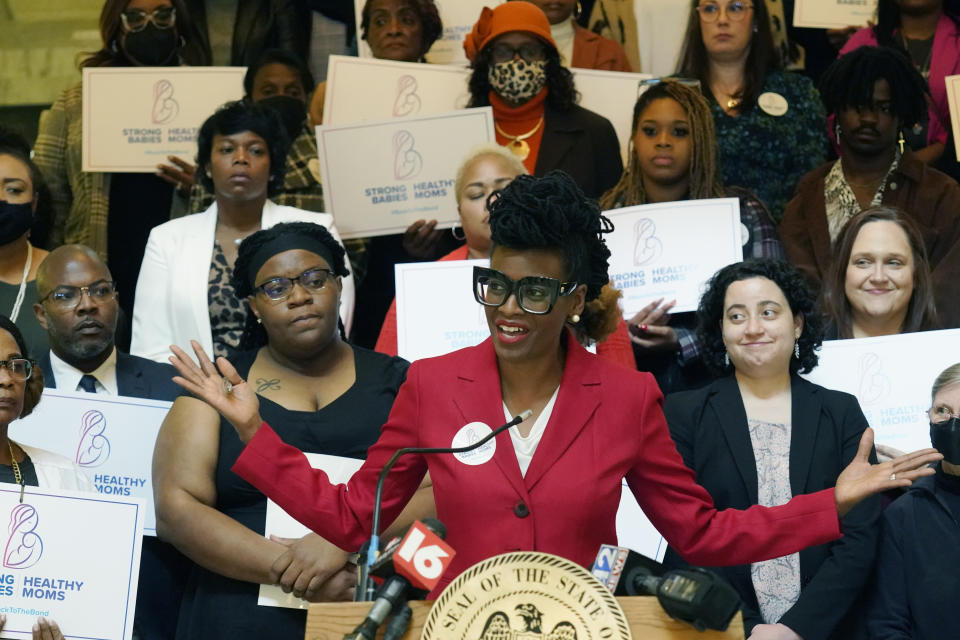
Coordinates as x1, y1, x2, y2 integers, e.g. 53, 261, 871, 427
316, 108, 495, 238
604, 198, 743, 316
0, 484, 144, 640
81, 67, 245, 172
9, 390, 172, 536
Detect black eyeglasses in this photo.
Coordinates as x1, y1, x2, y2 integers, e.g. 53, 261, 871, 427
121, 6, 177, 32
39, 281, 118, 310
256, 268, 334, 301
489, 43, 547, 64
0, 358, 33, 382
473, 266, 578, 315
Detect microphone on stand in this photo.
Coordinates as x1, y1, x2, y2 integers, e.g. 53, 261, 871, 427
356, 410, 532, 600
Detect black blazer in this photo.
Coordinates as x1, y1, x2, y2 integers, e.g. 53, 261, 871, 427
38, 350, 181, 402
535, 103, 623, 200
663, 375, 879, 640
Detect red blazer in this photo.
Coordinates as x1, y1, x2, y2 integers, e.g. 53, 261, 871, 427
234, 336, 841, 591
572, 23, 632, 72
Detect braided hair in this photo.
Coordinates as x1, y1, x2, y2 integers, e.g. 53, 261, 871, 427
599, 80, 723, 210
232, 222, 349, 350
488, 172, 614, 342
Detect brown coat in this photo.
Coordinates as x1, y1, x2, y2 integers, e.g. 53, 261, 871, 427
779, 150, 960, 326
571, 23, 632, 72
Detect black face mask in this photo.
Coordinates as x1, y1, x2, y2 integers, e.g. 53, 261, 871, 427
0, 201, 34, 246
257, 95, 307, 140
121, 25, 179, 66
930, 417, 960, 465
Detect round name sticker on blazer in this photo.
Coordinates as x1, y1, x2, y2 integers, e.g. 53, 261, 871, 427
451, 422, 495, 466
758, 92, 789, 117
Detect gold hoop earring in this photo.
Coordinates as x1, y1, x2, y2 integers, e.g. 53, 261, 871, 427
575, 1, 582, 19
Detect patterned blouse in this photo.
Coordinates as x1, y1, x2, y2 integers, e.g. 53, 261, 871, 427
747, 417, 801, 624
207, 242, 247, 358
710, 71, 828, 223
824, 153, 901, 244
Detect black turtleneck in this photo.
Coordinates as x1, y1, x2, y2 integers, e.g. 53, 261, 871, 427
934, 464, 960, 520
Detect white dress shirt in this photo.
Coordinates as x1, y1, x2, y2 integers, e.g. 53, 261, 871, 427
48, 347, 118, 395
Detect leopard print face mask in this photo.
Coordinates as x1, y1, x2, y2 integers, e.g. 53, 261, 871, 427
487, 59, 547, 104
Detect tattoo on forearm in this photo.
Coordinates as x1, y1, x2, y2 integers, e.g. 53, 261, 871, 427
256, 377, 281, 393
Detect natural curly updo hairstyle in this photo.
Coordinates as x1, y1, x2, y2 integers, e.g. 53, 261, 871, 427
0, 315, 43, 418
696, 259, 824, 375
232, 222, 349, 350
488, 171, 615, 342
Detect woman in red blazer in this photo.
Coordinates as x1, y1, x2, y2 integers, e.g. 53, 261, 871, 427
170, 173, 940, 595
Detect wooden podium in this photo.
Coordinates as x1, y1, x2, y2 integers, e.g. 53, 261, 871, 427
305, 598, 744, 639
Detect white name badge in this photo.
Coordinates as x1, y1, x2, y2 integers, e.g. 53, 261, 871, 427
803, 329, 960, 453
260, 453, 363, 610
758, 92, 789, 117
81, 67, 246, 172
571, 68, 653, 162
322, 56, 471, 125
395, 259, 490, 362
947, 75, 960, 162
0, 484, 144, 640
793, 0, 876, 29
451, 422, 496, 466
604, 198, 743, 316
9, 390, 172, 536
354, 0, 505, 65
317, 109, 494, 239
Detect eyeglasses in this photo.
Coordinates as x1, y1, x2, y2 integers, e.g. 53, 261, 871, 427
696, 1, 753, 22
0, 359, 33, 382
930, 405, 960, 424
256, 268, 333, 301
120, 6, 177, 32
39, 281, 118, 310
489, 43, 547, 64
473, 266, 578, 315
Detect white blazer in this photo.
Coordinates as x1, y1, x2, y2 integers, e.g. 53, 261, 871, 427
130, 200, 355, 363
19, 443, 94, 492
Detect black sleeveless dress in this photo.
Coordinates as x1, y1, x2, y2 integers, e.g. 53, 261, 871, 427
175, 346, 408, 639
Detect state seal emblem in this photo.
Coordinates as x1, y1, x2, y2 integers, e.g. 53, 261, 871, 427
421, 552, 631, 640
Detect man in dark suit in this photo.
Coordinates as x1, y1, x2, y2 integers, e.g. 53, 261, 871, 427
32, 244, 188, 640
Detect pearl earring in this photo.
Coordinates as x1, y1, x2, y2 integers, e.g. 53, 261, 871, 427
569, 314, 580, 324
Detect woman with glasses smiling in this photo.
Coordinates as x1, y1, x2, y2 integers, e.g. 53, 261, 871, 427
153, 222, 425, 640
169, 172, 941, 599
676, 0, 828, 221
463, 2, 622, 200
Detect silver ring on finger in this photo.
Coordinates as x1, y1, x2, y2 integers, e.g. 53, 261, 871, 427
223, 378, 233, 395
890, 472, 896, 481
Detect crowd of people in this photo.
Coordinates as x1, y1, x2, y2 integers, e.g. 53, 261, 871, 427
1, 0, 959, 639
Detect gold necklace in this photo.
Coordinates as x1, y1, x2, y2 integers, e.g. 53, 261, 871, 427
7, 440, 21, 485
495, 117, 544, 161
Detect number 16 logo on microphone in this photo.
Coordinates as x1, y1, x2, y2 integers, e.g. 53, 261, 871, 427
393, 520, 456, 592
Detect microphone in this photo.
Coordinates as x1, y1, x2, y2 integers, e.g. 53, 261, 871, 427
345, 519, 453, 640
357, 410, 532, 599
591, 545, 741, 632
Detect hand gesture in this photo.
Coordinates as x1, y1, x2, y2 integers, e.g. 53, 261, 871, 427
627, 298, 680, 352
0, 614, 65, 640
270, 533, 356, 602
169, 340, 262, 442
402, 219, 446, 259
156, 155, 196, 198
835, 428, 941, 516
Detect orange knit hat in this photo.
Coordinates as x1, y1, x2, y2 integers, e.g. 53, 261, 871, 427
463, 3, 557, 63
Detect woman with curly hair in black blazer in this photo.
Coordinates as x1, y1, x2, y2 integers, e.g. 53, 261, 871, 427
663, 259, 880, 640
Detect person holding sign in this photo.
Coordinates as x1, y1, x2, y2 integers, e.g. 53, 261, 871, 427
676, 0, 828, 221
515, 0, 632, 71
168, 172, 941, 597
780, 46, 960, 327
869, 362, 960, 638
131, 101, 355, 363
839, 0, 960, 171
463, 2, 623, 199
153, 222, 427, 640
375, 144, 633, 368
599, 79, 783, 392
821, 206, 939, 340
662, 259, 880, 640
33, 0, 211, 344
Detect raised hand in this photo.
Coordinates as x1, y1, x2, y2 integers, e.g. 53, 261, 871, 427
627, 298, 680, 352
835, 427, 941, 516
155, 155, 196, 198
169, 340, 263, 442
